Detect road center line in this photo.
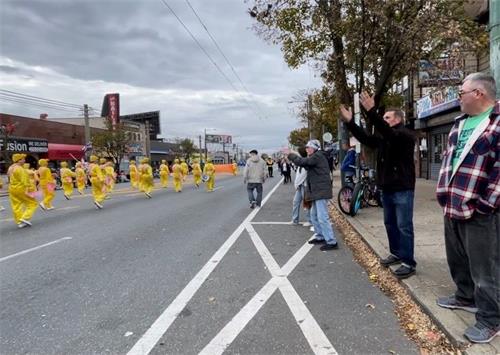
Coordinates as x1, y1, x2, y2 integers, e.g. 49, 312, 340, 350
0, 237, 73, 263
127, 178, 284, 355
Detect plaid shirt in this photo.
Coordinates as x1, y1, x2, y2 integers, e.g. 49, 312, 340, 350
436, 102, 500, 220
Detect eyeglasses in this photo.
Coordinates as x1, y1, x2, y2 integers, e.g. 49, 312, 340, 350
458, 89, 478, 98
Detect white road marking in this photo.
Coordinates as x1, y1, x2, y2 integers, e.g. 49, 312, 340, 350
212, 186, 224, 191
126, 178, 284, 355
251, 221, 297, 225
0, 237, 73, 263
200, 224, 336, 355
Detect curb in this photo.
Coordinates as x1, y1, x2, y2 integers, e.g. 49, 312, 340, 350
331, 202, 499, 355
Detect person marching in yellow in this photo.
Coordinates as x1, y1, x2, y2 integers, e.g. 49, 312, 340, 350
129, 160, 139, 189
180, 159, 189, 182
232, 161, 238, 176
203, 158, 216, 192
137, 159, 145, 192
75, 162, 87, 194
172, 158, 184, 192
23, 163, 38, 195
38, 158, 56, 210
140, 157, 154, 198
59, 161, 76, 200
104, 160, 116, 194
191, 159, 202, 188
8, 154, 38, 228
159, 159, 170, 188
89, 155, 106, 209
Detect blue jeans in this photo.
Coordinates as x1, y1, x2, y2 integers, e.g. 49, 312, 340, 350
292, 185, 311, 224
310, 199, 337, 245
247, 183, 263, 206
381, 190, 416, 267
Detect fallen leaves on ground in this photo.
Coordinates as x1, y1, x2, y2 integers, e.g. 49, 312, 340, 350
329, 206, 462, 354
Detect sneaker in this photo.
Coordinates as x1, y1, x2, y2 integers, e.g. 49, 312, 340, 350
0, 206, 5, 212
250, 201, 255, 209
320, 243, 339, 251
64, 194, 70, 200
308, 237, 325, 245
303, 222, 312, 227
47, 206, 55, 211
380, 254, 401, 268
20, 219, 32, 226
17, 222, 28, 229
436, 295, 478, 313
309, 226, 315, 232
291, 220, 299, 225
94, 201, 103, 209
464, 322, 500, 343
78, 190, 83, 195
39, 202, 47, 211
145, 192, 152, 198
392, 264, 415, 279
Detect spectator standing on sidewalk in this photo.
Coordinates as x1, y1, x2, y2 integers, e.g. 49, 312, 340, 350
435, 72, 499, 344
244, 149, 267, 209
281, 158, 292, 184
340, 93, 417, 278
288, 139, 338, 251
291, 147, 312, 226
340, 140, 357, 185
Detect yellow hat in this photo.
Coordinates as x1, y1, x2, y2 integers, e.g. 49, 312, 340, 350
12, 153, 26, 163
38, 158, 48, 166
174, 159, 179, 164
99, 158, 107, 164
23, 163, 30, 169
130, 160, 136, 164
161, 159, 166, 164
207, 158, 212, 163
75, 162, 82, 167
60, 161, 68, 168
142, 158, 150, 164
90, 155, 98, 162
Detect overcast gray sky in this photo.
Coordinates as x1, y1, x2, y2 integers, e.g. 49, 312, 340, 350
0, 0, 322, 152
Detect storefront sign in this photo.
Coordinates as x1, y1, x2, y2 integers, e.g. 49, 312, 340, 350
206, 134, 232, 144
0, 137, 48, 153
417, 86, 460, 119
418, 58, 464, 87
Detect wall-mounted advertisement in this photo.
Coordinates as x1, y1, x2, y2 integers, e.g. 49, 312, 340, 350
206, 134, 232, 144
418, 58, 464, 87
416, 86, 460, 119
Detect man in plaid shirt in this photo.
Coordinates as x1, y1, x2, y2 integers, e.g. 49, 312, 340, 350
436, 72, 499, 343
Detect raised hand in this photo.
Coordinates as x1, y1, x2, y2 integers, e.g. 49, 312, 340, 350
359, 91, 375, 111
339, 104, 353, 123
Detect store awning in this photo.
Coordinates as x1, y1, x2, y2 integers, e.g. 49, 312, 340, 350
47, 143, 85, 160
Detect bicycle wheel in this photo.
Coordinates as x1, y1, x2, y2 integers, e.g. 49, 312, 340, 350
364, 184, 380, 207
337, 186, 353, 215
349, 183, 364, 216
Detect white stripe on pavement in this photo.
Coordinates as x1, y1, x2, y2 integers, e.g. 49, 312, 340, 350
126, 178, 284, 355
0, 237, 73, 263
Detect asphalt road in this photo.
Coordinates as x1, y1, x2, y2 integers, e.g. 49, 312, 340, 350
0, 171, 418, 354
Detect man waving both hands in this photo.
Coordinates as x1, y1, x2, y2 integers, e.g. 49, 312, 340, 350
339, 92, 417, 278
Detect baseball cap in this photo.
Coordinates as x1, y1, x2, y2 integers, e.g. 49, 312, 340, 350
305, 139, 321, 150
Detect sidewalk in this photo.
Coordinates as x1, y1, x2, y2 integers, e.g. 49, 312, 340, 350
331, 170, 500, 355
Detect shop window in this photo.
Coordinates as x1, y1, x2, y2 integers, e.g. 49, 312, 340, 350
433, 134, 443, 163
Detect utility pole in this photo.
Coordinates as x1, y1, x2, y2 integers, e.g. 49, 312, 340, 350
83, 104, 90, 160
204, 128, 207, 161
222, 142, 225, 163
199, 135, 202, 161
145, 120, 151, 159
307, 94, 313, 140
491, 0, 500, 96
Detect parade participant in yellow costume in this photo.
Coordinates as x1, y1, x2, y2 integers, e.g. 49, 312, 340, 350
172, 158, 183, 192
37, 158, 56, 210
140, 157, 154, 198
159, 159, 170, 188
180, 159, 189, 182
75, 162, 87, 194
104, 160, 116, 194
232, 161, 238, 176
191, 159, 202, 188
8, 154, 38, 228
129, 160, 139, 189
59, 161, 76, 200
89, 155, 106, 209
23, 163, 38, 195
203, 158, 216, 192
137, 159, 145, 191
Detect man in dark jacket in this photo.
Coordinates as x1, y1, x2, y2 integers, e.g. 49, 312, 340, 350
340, 92, 416, 278
288, 139, 338, 251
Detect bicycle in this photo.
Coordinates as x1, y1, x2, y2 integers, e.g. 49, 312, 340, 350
349, 166, 381, 216
337, 173, 355, 215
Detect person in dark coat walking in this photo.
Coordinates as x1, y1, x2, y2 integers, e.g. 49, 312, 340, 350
288, 140, 338, 251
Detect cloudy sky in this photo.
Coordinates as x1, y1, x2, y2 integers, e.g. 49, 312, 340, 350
0, 0, 321, 152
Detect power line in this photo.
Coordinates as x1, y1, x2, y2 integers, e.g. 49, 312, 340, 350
158, 0, 264, 120
0, 89, 83, 109
0, 96, 82, 113
184, 0, 268, 119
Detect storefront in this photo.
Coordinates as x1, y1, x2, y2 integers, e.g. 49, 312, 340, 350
0, 136, 48, 172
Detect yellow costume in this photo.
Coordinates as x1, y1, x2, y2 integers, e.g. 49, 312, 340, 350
172, 159, 183, 192
192, 160, 202, 188
203, 159, 216, 192
23, 163, 38, 194
38, 158, 55, 210
159, 160, 170, 188
9, 154, 38, 227
60, 161, 76, 199
129, 160, 139, 189
140, 158, 154, 198
89, 155, 106, 208
180, 160, 188, 182
75, 162, 87, 194
137, 161, 145, 191
0, 176, 5, 211
232, 162, 238, 176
